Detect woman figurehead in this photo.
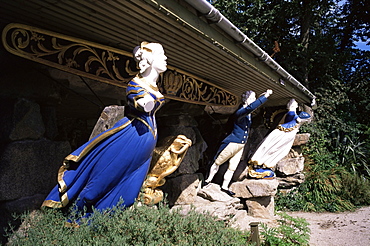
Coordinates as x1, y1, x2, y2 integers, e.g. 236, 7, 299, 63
287, 98, 298, 111
133, 42, 167, 76
132, 42, 167, 112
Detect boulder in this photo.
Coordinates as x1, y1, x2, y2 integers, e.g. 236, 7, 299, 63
245, 196, 275, 219
198, 183, 240, 202
5, 98, 46, 141
292, 133, 310, 146
0, 139, 71, 200
172, 192, 243, 221
286, 146, 303, 158
89, 105, 125, 140
277, 173, 305, 189
230, 179, 279, 199
276, 157, 305, 176
161, 174, 202, 206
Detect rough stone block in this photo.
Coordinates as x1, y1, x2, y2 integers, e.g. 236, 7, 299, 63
277, 173, 305, 188
286, 146, 303, 158
197, 183, 239, 202
245, 196, 275, 219
9, 98, 45, 141
40, 106, 59, 140
293, 133, 310, 146
169, 142, 202, 176
89, 105, 125, 140
160, 174, 201, 206
0, 139, 71, 200
157, 114, 198, 127
230, 178, 279, 199
171, 198, 242, 221
276, 157, 305, 176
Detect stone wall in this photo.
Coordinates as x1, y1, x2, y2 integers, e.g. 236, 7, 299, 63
0, 97, 72, 244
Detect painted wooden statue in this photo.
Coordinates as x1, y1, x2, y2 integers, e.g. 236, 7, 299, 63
42, 42, 168, 219
205, 89, 273, 196
248, 98, 311, 179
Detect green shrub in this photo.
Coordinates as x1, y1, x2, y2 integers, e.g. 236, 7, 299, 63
276, 127, 370, 213
276, 161, 370, 212
276, 168, 356, 212
260, 212, 310, 246
339, 172, 370, 206
6, 201, 250, 246
6, 200, 315, 246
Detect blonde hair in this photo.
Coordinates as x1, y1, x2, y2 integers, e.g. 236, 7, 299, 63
133, 42, 163, 74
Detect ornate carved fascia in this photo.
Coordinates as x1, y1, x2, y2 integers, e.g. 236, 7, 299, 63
2, 23, 238, 107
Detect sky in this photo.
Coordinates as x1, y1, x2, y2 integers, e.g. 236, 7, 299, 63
354, 41, 370, 51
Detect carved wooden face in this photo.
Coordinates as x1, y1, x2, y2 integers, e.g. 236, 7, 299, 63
150, 44, 167, 74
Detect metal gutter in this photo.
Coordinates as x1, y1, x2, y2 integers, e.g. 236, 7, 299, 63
184, 0, 316, 106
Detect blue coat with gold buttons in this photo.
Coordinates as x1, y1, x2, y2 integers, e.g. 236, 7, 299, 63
214, 95, 268, 158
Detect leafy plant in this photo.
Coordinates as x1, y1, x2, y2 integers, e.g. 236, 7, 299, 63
6, 200, 315, 246
334, 134, 369, 177
260, 212, 310, 246
6, 201, 251, 246
339, 172, 370, 206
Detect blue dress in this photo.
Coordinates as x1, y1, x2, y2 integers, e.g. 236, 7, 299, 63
42, 77, 165, 215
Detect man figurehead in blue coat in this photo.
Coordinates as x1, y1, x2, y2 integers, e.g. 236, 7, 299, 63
205, 89, 273, 196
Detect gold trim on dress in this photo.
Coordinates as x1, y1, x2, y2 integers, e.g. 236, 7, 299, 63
133, 76, 159, 92
127, 114, 156, 139
65, 119, 133, 163
58, 162, 69, 193
247, 160, 274, 179
41, 199, 63, 208
129, 92, 150, 111
277, 124, 299, 132
61, 193, 69, 207
127, 88, 146, 94
248, 169, 274, 179
248, 160, 268, 169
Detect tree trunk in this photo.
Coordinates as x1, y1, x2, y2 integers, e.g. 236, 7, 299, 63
300, 0, 313, 86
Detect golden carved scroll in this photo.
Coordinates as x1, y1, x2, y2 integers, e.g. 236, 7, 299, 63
140, 135, 192, 205
2, 23, 237, 107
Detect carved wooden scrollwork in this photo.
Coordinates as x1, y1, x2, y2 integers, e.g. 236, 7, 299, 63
2, 23, 238, 107
2, 23, 137, 87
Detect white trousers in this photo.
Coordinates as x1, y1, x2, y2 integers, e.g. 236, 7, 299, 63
214, 142, 245, 171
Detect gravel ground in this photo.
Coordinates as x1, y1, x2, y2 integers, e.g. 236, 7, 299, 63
286, 206, 370, 246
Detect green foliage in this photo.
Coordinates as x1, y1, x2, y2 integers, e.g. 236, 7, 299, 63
6, 201, 314, 246
276, 152, 370, 212
260, 212, 310, 246
334, 135, 369, 177
339, 173, 370, 206
212, 0, 370, 213
6, 202, 251, 246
